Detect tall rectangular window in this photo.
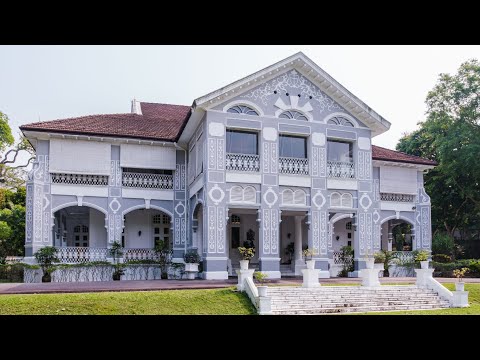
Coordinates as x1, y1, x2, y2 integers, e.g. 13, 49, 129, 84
226, 130, 258, 155
279, 135, 307, 158
327, 140, 353, 162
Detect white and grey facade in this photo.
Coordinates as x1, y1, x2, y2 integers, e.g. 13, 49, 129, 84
21, 52, 436, 279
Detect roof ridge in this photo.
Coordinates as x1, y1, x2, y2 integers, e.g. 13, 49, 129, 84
140, 101, 190, 107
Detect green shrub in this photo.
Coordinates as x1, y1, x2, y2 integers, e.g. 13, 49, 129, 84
468, 260, 480, 275
432, 233, 454, 255
432, 254, 452, 263
184, 250, 201, 264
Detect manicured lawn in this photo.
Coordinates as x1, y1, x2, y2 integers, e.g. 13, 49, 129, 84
363, 283, 480, 315
0, 288, 256, 315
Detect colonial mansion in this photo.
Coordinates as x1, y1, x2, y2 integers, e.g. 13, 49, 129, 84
20, 52, 436, 280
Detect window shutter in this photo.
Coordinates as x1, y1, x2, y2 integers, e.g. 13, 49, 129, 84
294, 190, 306, 206
230, 186, 243, 202
243, 187, 256, 203
282, 189, 294, 205
341, 193, 353, 208
331, 193, 341, 207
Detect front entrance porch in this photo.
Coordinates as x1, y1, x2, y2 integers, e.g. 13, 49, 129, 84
52, 206, 172, 263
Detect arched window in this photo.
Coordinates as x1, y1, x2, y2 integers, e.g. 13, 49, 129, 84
327, 116, 354, 127
243, 186, 256, 203
282, 189, 306, 206
282, 189, 294, 205
330, 192, 341, 207
293, 190, 306, 206
227, 105, 259, 116
341, 193, 353, 208
279, 110, 308, 121
230, 186, 244, 202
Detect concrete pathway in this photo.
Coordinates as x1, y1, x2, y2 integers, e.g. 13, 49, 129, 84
0, 277, 478, 295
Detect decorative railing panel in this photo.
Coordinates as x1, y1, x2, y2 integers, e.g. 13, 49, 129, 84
327, 161, 355, 179
333, 251, 353, 265
392, 251, 415, 264
279, 157, 309, 175
51, 173, 109, 186
226, 153, 260, 172
123, 248, 159, 262
380, 193, 415, 202
122, 172, 173, 189
55, 247, 108, 263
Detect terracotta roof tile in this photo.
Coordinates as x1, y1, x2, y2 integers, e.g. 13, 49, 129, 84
20, 102, 191, 142
372, 145, 437, 166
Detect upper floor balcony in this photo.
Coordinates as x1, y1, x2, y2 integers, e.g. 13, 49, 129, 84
122, 171, 173, 190
226, 153, 260, 172
327, 161, 355, 179
279, 157, 309, 175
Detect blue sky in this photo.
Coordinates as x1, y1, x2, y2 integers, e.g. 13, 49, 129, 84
1, 45, 480, 158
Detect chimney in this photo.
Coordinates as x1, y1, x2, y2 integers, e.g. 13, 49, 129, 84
131, 98, 143, 115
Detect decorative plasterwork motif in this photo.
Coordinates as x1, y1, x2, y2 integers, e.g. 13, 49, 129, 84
274, 96, 313, 120
208, 122, 225, 137
263, 187, 278, 208
109, 198, 121, 214
312, 133, 326, 146
242, 70, 343, 112
373, 209, 380, 224
208, 184, 225, 205
311, 190, 326, 209
263, 127, 278, 142
358, 137, 371, 151
359, 193, 372, 212
175, 202, 185, 217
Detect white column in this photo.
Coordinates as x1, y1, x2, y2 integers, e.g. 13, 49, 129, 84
294, 215, 306, 275
294, 216, 303, 261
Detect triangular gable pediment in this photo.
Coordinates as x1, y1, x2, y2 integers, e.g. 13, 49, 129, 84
193, 52, 390, 136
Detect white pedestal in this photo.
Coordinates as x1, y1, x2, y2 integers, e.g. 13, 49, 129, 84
185, 272, 196, 280
258, 296, 272, 315
414, 268, 435, 288
236, 269, 254, 291
361, 268, 381, 287
452, 291, 469, 308
294, 259, 306, 275
301, 268, 320, 288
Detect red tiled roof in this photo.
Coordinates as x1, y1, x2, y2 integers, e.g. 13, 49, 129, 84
19, 102, 436, 166
372, 145, 437, 166
20, 102, 191, 142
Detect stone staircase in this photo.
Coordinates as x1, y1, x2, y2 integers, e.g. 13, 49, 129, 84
267, 285, 450, 314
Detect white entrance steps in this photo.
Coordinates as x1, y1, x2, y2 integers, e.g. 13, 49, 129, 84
267, 285, 451, 314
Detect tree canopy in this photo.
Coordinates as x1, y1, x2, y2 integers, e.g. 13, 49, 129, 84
397, 59, 480, 239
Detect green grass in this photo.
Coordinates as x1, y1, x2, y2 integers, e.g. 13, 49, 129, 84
361, 283, 480, 315
0, 288, 256, 315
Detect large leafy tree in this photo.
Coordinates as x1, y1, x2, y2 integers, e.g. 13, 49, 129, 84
397, 59, 480, 238
0, 111, 35, 188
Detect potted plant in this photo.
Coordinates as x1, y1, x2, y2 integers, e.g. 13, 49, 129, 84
303, 248, 317, 269
375, 250, 398, 277
254, 271, 269, 297
238, 246, 255, 270
183, 250, 201, 279
34, 246, 59, 283
414, 249, 430, 269
453, 267, 469, 291
109, 241, 124, 281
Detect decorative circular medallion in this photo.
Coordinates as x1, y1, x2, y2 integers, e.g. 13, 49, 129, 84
208, 184, 225, 205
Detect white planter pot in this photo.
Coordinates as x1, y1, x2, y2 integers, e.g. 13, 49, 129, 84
420, 261, 429, 269
365, 258, 374, 269
455, 282, 465, 292
185, 263, 199, 272
306, 259, 316, 270
240, 260, 249, 270
257, 286, 268, 297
